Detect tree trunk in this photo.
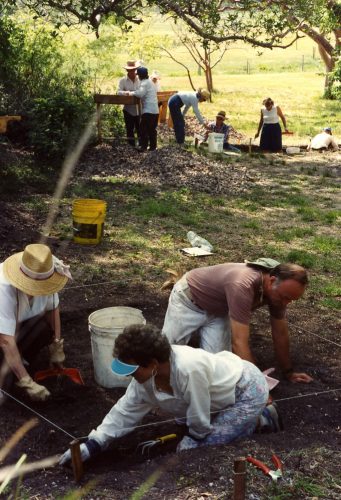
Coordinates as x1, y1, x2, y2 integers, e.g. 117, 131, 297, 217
318, 44, 335, 93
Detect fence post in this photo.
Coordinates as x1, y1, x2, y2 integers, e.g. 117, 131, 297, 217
301, 55, 305, 71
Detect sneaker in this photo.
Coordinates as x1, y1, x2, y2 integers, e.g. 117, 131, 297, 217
259, 402, 284, 433
176, 435, 197, 452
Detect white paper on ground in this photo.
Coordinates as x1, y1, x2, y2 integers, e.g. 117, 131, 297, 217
181, 247, 213, 256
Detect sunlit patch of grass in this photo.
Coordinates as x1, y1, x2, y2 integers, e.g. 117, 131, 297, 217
285, 249, 315, 268
242, 220, 261, 230
321, 210, 340, 224
311, 235, 341, 254
297, 206, 320, 222
273, 227, 315, 242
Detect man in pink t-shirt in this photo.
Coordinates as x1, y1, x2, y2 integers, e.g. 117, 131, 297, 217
162, 260, 313, 384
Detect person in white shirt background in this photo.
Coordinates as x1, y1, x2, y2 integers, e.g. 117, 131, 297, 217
117, 60, 141, 147
125, 66, 159, 152
308, 127, 338, 152
0, 244, 71, 402
60, 323, 271, 464
150, 70, 162, 92
255, 97, 288, 153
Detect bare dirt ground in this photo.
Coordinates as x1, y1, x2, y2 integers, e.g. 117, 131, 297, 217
0, 143, 340, 499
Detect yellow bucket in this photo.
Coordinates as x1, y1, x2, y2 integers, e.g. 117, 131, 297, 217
72, 198, 107, 245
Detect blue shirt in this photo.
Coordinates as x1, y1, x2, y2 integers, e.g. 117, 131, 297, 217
208, 122, 230, 144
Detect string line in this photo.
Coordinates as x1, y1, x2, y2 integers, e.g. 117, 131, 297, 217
2, 386, 340, 441
0, 389, 76, 440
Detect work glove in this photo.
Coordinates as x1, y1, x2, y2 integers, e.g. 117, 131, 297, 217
16, 375, 50, 402
59, 439, 102, 466
49, 338, 65, 366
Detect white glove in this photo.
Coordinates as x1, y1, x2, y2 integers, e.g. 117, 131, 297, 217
49, 338, 65, 366
59, 439, 102, 466
16, 375, 50, 401
59, 443, 90, 466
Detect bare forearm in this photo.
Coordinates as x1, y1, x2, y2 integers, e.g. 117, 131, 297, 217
270, 320, 291, 371
0, 334, 28, 380
47, 307, 61, 340
230, 319, 256, 363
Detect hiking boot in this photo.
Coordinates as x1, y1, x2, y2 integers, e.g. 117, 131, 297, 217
258, 402, 284, 433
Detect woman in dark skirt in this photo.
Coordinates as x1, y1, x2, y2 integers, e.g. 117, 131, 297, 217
255, 97, 288, 152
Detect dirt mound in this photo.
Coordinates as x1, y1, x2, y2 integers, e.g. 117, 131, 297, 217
79, 143, 259, 195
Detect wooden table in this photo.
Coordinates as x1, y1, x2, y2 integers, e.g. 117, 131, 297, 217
94, 94, 141, 142
157, 91, 177, 126
94, 91, 177, 141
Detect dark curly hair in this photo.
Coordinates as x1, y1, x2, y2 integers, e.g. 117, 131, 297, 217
113, 324, 171, 367
270, 263, 308, 285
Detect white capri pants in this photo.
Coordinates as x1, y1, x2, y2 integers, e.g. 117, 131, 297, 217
162, 275, 231, 353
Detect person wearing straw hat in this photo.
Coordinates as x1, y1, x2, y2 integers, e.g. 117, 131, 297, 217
60, 324, 271, 464
0, 244, 72, 402
204, 111, 241, 153
117, 60, 141, 147
168, 88, 210, 145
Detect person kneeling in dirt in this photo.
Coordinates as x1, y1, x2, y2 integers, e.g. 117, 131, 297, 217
0, 244, 71, 402
162, 259, 313, 384
307, 127, 339, 152
60, 324, 277, 463
204, 111, 241, 153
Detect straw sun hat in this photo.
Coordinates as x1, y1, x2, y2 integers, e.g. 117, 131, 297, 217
3, 244, 70, 296
123, 60, 141, 70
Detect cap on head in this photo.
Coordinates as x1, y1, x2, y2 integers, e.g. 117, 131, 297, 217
136, 66, 148, 79
197, 88, 210, 101
216, 111, 226, 120
124, 60, 140, 70
324, 126, 332, 132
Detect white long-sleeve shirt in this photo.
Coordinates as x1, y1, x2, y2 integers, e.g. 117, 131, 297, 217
88, 345, 243, 447
117, 76, 140, 116
128, 79, 159, 115
177, 92, 205, 125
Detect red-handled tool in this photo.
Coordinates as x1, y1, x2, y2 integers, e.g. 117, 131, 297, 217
246, 454, 283, 482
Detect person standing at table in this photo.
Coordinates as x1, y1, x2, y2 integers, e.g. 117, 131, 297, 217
125, 67, 159, 152
117, 60, 141, 147
168, 88, 210, 145
255, 97, 289, 153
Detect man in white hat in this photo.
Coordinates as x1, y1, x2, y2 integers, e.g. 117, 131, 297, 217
308, 127, 338, 152
117, 60, 141, 146
0, 244, 71, 402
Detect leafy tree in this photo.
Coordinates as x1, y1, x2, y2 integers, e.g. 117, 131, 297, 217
161, 23, 229, 94
0, 14, 94, 158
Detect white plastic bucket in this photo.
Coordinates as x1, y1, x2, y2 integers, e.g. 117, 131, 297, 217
88, 306, 146, 388
208, 132, 224, 153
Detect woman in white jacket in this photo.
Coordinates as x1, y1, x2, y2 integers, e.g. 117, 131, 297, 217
125, 66, 159, 152
60, 324, 274, 463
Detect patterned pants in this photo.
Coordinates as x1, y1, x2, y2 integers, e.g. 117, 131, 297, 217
177, 360, 268, 451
